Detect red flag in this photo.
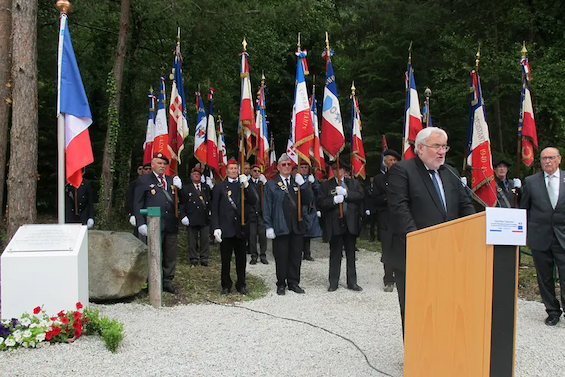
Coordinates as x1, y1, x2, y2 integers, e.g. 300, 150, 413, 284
206, 88, 219, 172
292, 48, 313, 164
239, 48, 257, 156
351, 89, 366, 179
143, 93, 156, 164
167, 42, 189, 170
216, 117, 228, 180
520, 55, 538, 167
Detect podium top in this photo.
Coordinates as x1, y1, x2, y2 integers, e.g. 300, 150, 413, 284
407, 212, 484, 239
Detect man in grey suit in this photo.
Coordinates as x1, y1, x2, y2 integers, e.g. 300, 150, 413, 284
520, 147, 565, 326
387, 127, 475, 334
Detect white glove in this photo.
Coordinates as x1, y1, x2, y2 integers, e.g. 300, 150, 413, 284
239, 174, 249, 188
201, 175, 206, 183
513, 178, 522, 189
138, 225, 148, 236
181, 216, 190, 226
316, 211, 322, 218
173, 176, 182, 189
259, 174, 267, 185
266, 228, 276, 239
86, 218, 94, 229
365, 210, 370, 216
205, 176, 214, 189
333, 194, 345, 204
308, 174, 315, 183
213, 229, 222, 243
294, 174, 305, 186
460, 177, 467, 186
129, 215, 136, 227
335, 186, 347, 196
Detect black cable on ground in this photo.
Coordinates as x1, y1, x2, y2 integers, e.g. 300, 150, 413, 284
207, 299, 395, 377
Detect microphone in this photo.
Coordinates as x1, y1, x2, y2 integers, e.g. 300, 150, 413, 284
442, 165, 489, 208
463, 165, 502, 207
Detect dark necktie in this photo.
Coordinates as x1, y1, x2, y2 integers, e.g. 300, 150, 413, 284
158, 175, 166, 190
285, 178, 290, 188
196, 184, 201, 193
429, 170, 446, 211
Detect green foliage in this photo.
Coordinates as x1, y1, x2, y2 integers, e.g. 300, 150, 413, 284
82, 307, 124, 353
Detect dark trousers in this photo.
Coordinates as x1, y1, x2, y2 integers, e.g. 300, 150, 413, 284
162, 232, 178, 284
249, 219, 267, 260
188, 225, 210, 263
220, 237, 246, 290
394, 268, 406, 337
273, 233, 303, 287
532, 235, 565, 316
303, 237, 311, 258
383, 263, 395, 285
329, 232, 358, 288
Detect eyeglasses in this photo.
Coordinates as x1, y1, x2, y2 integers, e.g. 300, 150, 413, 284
280, 162, 292, 167
541, 155, 560, 161
423, 144, 450, 152
143, 167, 151, 170
252, 169, 260, 172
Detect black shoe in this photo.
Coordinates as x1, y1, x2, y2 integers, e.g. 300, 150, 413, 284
260, 258, 269, 265
328, 285, 338, 292
545, 315, 560, 326
303, 256, 314, 261
288, 285, 305, 294
189, 261, 198, 268
200, 261, 209, 267
250, 259, 258, 265
276, 286, 286, 295
348, 284, 363, 292
237, 287, 249, 295
221, 287, 231, 295
163, 284, 179, 294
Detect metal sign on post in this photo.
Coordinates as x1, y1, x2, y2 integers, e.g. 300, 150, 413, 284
140, 207, 162, 308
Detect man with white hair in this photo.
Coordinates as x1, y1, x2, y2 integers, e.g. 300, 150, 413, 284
387, 127, 475, 335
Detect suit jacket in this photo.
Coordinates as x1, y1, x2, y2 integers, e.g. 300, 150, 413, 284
364, 177, 378, 214
133, 173, 183, 233
263, 175, 312, 236
65, 179, 95, 225
387, 157, 475, 271
302, 176, 322, 238
494, 176, 521, 208
247, 179, 264, 222
374, 173, 390, 230
520, 170, 565, 250
318, 177, 365, 237
126, 179, 138, 215
182, 181, 212, 227
211, 179, 256, 239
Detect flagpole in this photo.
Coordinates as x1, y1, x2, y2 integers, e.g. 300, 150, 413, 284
402, 42, 412, 156
56, 0, 72, 224
462, 46, 481, 176
296, 33, 302, 222
239, 38, 247, 226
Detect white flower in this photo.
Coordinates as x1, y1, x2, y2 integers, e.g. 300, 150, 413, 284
35, 333, 46, 342
29, 341, 36, 348
0, 337, 4, 345
5, 338, 16, 347
12, 330, 22, 343
22, 330, 32, 339
22, 341, 29, 348
21, 318, 31, 327
29, 323, 37, 328
40, 320, 49, 327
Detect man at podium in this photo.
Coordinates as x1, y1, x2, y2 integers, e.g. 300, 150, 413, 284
387, 127, 475, 335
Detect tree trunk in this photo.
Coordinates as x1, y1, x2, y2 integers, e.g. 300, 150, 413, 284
98, 0, 130, 227
0, 0, 12, 224
7, 0, 37, 239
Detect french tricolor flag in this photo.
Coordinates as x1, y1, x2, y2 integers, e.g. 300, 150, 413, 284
194, 91, 207, 164
143, 93, 156, 164
403, 63, 423, 159
58, 14, 93, 188
320, 48, 344, 159
206, 88, 219, 172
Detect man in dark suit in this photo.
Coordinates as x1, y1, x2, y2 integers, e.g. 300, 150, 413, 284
182, 167, 212, 267
134, 152, 184, 294
127, 162, 151, 238
248, 164, 268, 265
520, 147, 565, 326
388, 127, 475, 334
374, 149, 401, 292
364, 176, 378, 242
65, 176, 95, 229
493, 159, 522, 208
211, 159, 256, 295
263, 153, 312, 295
299, 160, 321, 261
318, 159, 365, 292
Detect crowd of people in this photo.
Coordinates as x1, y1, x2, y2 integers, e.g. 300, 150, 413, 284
65, 126, 565, 332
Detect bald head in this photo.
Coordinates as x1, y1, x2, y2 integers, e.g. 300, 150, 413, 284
541, 147, 561, 175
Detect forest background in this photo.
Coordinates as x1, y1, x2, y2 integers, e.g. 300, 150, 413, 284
0, 0, 564, 239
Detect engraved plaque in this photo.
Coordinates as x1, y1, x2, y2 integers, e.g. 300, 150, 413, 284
4, 224, 83, 252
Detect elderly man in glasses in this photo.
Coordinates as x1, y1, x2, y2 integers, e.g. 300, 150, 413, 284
387, 127, 475, 335
521, 147, 565, 326
263, 154, 313, 295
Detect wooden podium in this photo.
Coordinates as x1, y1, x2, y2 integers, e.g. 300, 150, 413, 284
404, 212, 519, 377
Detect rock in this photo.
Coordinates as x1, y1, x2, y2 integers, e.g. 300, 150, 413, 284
88, 231, 148, 301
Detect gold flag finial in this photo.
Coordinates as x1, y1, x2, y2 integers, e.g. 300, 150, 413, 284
521, 41, 528, 57
408, 41, 413, 63
56, 0, 72, 14
149, 86, 154, 95
261, 71, 265, 84
351, 81, 356, 96
242, 37, 247, 52
297, 32, 301, 50
475, 44, 481, 71
325, 32, 330, 51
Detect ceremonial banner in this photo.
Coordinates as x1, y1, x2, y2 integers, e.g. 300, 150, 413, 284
310, 93, 325, 172
143, 93, 156, 164
206, 88, 219, 172
380, 135, 389, 174
403, 63, 423, 159
351, 90, 366, 179
168, 42, 189, 166
194, 91, 207, 164
256, 81, 269, 169
239, 48, 257, 156
467, 70, 497, 207
153, 77, 170, 159
217, 117, 227, 180
320, 48, 344, 159
57, 14, 93, 188
292, 48, 313, 164
519, 55, 538, 167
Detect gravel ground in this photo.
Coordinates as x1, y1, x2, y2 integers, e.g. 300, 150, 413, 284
2, 239, 565, 377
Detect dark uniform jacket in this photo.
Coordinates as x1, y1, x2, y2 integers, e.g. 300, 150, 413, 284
318, 177, 365, 238
521, 170, 565, 251
65, 179, 95, 225
263, 175, 313, 236
133, 173, 183, 233
387, 157, 475, 271
126, 179, 138, 216
302, 176, 322, 238
182, 181, 211, 227
211, 179, 256, 239
248, 179, 264, 222
494, 176, 521, 208
364, 177, 378, 215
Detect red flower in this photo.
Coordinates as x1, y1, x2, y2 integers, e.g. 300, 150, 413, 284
45, 331, 53, 341
73, 329, 82, 338
60, 316, 70, 325
76, 302, 83, 310
50, 316, 57, 321
33, 306, 41, 315
57, 310, 65, 317
73, 311, 81, 320
52, 326, 61, 335
72, 319, 83, 330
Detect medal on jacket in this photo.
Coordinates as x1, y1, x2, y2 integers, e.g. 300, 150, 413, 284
151, 189, 156, 195
227, 190, 232, 196
278, 181, 286, 191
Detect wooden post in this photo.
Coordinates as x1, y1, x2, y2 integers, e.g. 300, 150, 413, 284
141, 207, 162, 308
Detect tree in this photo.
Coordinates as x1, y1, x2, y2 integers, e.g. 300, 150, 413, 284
0, 0, 11, 222
7, 0, 38, 239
